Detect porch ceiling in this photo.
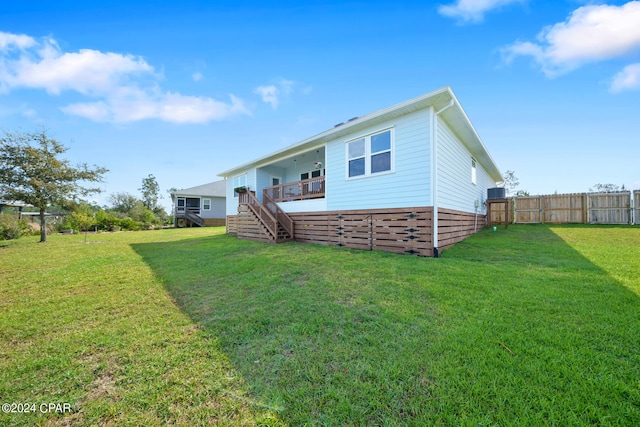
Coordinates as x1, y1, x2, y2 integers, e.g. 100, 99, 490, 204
260, 146, 325, 170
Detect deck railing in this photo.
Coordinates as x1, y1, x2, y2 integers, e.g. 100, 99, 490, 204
175, 206, 200, 216
262, 191, 294, 238
263, 176, 325, 202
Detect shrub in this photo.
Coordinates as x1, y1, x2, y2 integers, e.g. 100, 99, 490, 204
0, 213, 30, 240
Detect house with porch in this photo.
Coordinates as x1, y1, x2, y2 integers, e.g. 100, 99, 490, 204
219, 86, 502, 256
170, 180, 226, 227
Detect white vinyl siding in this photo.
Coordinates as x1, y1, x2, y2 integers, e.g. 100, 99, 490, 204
437, 120, 495, 213
471, 158, 477, 185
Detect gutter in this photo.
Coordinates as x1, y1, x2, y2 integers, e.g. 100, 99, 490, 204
431, 99, 455, 258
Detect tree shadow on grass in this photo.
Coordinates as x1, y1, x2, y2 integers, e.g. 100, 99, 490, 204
131, 225, 640, 425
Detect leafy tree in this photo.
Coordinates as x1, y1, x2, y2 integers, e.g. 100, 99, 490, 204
108, 192, 140, 214
64, 203, 95, 232
0, 129, 108, 242
139, 174, 161, 211
589, 183, 620, 193
501, 170, 520, 196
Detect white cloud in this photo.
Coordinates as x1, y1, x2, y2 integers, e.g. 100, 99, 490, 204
0, 31, 36, 51
0, 31, 250, 123
255, 85, 279, 108
254, 78, 309, 109
192, 71, 203, 82
438, 0, 524, 23
502, 2, 640, 77
610, 63, 640, 92
62, 91, 250, 124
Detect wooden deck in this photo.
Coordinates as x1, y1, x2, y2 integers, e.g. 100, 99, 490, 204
263, 176, 325, 202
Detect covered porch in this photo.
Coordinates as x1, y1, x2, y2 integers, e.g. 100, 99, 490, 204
263, 175, 325, 202
174, 197, 204, 227
256, 145, 326, 204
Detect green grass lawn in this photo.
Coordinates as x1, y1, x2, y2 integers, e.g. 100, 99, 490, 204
1, 225, 639, 426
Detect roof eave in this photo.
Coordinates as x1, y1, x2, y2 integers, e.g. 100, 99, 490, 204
218, 86, 454, 177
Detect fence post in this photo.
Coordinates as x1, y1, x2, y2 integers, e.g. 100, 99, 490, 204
583, 193, 588, 224
540, 195, 545, 224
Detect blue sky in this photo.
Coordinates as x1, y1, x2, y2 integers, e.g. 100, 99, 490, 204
1, 0, 639, 211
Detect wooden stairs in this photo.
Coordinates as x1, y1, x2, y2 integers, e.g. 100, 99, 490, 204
239, 190, 294, 243
184, 210, 205, 227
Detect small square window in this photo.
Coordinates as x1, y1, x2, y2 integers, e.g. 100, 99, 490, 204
371, 131, 391, 153
348, 138, 365, 158
349, 158, 365, 177
371, 151, 391, 174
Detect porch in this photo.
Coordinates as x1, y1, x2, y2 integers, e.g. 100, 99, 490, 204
263, 175, 325, 202
174, 197, 204, 227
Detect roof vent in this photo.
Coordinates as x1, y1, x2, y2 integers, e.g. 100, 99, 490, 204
348, 116, 359, 122
334, 122, 344, 127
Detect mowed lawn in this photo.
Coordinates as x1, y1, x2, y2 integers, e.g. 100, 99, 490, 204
1, 225, 639, 426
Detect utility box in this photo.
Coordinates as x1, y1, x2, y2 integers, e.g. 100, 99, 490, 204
487, 187, 506, 200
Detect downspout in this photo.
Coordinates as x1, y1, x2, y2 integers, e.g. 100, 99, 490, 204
431, 99, 454, 258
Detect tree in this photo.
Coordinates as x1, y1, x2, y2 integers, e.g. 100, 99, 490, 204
139, 174, 161, 211
108, 192, 140, 213
0, 130, 108, 242
589, 183, 620, 193
501, 170, 520, 196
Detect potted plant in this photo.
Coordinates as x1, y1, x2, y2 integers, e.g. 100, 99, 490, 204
234, 186, 248, 194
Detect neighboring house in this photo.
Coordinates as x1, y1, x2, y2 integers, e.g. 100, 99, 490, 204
219, 86, 502, 256
0, 198, 28, 215
170, 180, 226, 227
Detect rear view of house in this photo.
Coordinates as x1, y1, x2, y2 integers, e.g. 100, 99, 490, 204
170, 180, 226, 227
219, 86, 502, 256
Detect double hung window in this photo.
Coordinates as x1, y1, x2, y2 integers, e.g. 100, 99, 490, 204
347, 129, 393, 178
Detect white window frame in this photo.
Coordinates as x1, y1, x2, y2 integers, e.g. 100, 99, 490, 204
233, 174, 247, 198
203, 198, 211, 210
345, 127, 394, 180
471, 158, 477, 185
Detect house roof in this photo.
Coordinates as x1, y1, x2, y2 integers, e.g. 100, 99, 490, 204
170, 179, 226, 198
218, 86, 502, 182
0, 198, 29, 207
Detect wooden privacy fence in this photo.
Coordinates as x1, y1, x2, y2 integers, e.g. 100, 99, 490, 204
490, 192, 637, 225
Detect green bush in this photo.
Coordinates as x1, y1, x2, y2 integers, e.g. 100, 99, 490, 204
95, 210, 121, 231
118, 217, 142, 231
0, 213, 30, 240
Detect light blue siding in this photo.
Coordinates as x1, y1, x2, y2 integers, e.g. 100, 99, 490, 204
326, 109, 431, 211
256, 165, 286, 201
437, 120, 496, 214
201, 197, 226, 219
225, 168, 257, 216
